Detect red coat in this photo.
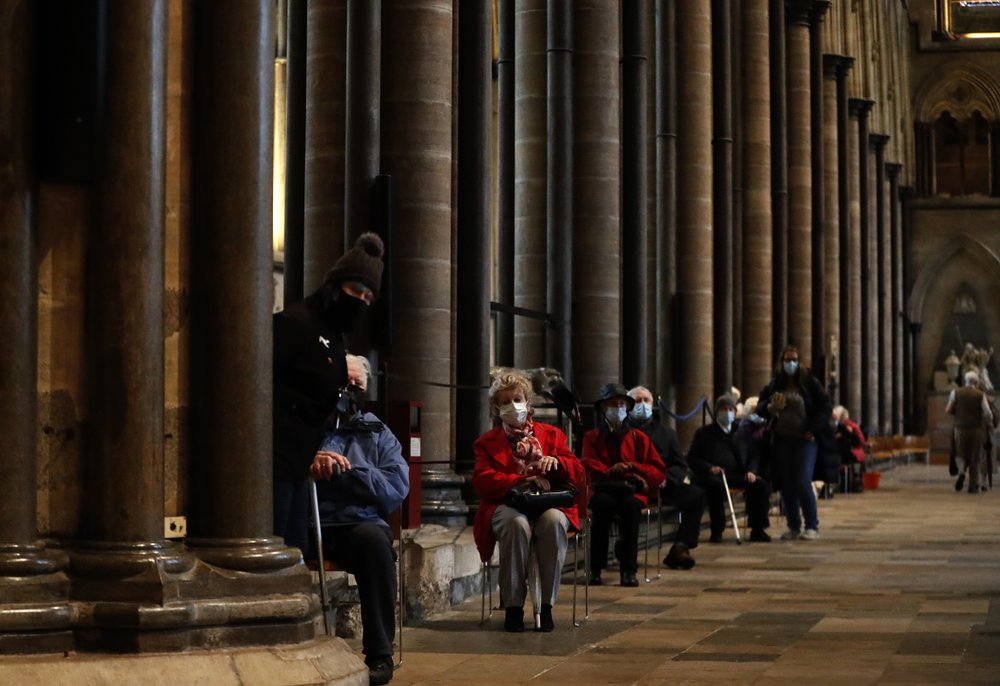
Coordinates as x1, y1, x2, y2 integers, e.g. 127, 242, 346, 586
581, 426, 666, 507
472, 422, 584, 562
840, 417, 866, 463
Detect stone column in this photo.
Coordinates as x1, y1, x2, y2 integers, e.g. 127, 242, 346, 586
887, 162, 903, 433
785, 0, 813, 359
675, 0, 713, 444
739, 0, 772, 395
188, 0, 307, 570
514, 0, 547, 368
769, 0, 787, 355
845, 98, 870, 420
655, 0, 677, 409
572, 0, 620, 401
548, 0, 574, 383
382, 0, 464, 524
833, 56, 854, 406
343, 0, 380, 246
712, 0, 733, 395
900, 185, 915, 432
455, 0, 492, 471
850, 98, 873, 427
622, 0, 648, 389
0, 0, 72, 654
809, 1, 829, 373
872, 134, 890, 434
496, 0, 515, 366
821, 55, 839, 399
869, 132, 888, 433
303, 0, 347, 291
283, 0, 307, 304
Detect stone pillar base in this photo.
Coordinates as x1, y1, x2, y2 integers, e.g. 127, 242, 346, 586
0, 635, 367, 686
420, 471, 470, 527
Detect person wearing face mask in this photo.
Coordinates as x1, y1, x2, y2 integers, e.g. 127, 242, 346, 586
582, 384, 666, 587
687, 396, 773, 543
472, 370, 584, 633
273, 232, 384, 557
756, 345, 832, 541
627, 386, 703, 570
310, 356, 408, 686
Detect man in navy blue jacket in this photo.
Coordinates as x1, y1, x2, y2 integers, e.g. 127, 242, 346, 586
311, 356, 409, 686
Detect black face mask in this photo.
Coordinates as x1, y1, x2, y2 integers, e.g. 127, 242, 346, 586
326, 289, 366, 333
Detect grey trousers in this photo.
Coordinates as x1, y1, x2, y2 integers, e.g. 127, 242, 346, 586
491, 505, 569, 610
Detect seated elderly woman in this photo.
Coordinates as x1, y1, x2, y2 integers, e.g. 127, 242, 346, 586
472, 369, 584, 633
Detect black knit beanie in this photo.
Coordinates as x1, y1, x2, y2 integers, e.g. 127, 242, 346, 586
324, 232, 385, 298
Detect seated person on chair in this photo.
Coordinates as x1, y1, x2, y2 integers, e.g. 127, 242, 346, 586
582, 383, 666, 587
472, 368, 584, 633
831, 405, 866, 489
688, 395, 772, 543
627, 385, 702, 570
311, 355, 409, 686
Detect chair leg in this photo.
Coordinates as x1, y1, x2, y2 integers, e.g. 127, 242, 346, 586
479, 562, 491, 625
642, 508, 651, 583
395, 534, 404, 669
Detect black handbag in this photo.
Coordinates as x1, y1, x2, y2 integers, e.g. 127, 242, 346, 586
592, 478, 638, 498
504, 482, 577, 516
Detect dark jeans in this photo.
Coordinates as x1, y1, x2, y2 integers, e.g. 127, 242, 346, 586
701, 472, 771, 535
274, 476, 310, 554
323, 522, 397, 659
773, 436, 819, 532
589, 491, 643, 574
660, 481, 705, 549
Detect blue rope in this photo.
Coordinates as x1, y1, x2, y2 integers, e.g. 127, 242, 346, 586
656, 397, 711, 422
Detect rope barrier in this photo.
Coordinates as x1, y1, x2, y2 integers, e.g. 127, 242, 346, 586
383, 371, 490, 391
656, 397, 711, 422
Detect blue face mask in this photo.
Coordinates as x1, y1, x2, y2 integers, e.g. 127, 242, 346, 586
629, 402, 652, 422
783, 360, 799, 375
605, 406, 627, 427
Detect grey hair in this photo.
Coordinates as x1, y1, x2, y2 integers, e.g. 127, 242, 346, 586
347, 354, 372, 384
627, 385, 650, 399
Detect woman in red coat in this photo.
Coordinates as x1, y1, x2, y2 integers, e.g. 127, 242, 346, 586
472, 369, 584, 633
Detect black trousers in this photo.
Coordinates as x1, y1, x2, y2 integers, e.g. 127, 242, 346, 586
701, 472, 771, 535
274, 476, 310, 553
589, 492, 643, 574
322, 522, 397, 659
661, 481, 705, 549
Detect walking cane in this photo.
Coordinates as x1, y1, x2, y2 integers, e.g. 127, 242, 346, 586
720, 471, 742, 545
310, 477, 332, 636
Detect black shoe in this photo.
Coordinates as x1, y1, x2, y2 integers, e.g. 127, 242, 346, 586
588, 572, 603, 586
366, 655, 394, 686
956, 473, 966, 492
663, 543, 695, 570
504, 606, 525, 632
537, 604, 554, 632
708, 532, 723, 543
620, 571, 639, 587
749, 529, 772, 543
949, 456, 959, 476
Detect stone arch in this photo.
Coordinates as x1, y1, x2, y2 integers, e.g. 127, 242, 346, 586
909, 234, 1000, 324
913, 60, 1000, 123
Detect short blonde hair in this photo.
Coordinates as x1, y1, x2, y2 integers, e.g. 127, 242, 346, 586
488, 368, 532, 416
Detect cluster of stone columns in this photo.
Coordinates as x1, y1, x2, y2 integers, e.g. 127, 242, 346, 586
1, 0, 313, 654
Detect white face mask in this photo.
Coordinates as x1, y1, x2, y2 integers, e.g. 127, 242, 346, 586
605, 405, 627, 427
719, 410, 735, 428
629, 401, 652, 422
499, 401, 528, 427
783, 360, 799, 375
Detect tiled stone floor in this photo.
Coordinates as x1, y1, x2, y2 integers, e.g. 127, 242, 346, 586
357, 463, 1000, 685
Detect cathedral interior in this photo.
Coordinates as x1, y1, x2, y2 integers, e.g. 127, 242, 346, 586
1, 0, 999, 682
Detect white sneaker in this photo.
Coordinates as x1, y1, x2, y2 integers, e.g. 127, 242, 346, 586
800, 528, 820, 540
780, 529, 800, 540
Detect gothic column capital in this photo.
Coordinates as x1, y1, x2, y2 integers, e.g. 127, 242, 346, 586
848, 97, 875, 120
886, 162, 903, 180
869, 132, 890, 152
785, 0, 815, 27
810, 0, 831, 25
822, 54, 854, 81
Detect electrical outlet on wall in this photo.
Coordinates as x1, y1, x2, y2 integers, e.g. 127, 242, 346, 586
164, 516, 187, 539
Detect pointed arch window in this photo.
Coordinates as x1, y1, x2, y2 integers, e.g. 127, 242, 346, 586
930, 110, 993, 196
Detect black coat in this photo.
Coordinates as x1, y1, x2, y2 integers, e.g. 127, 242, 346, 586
273, 290, 349, 481
633, 419, 691, 486
687, 422, 745, 479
